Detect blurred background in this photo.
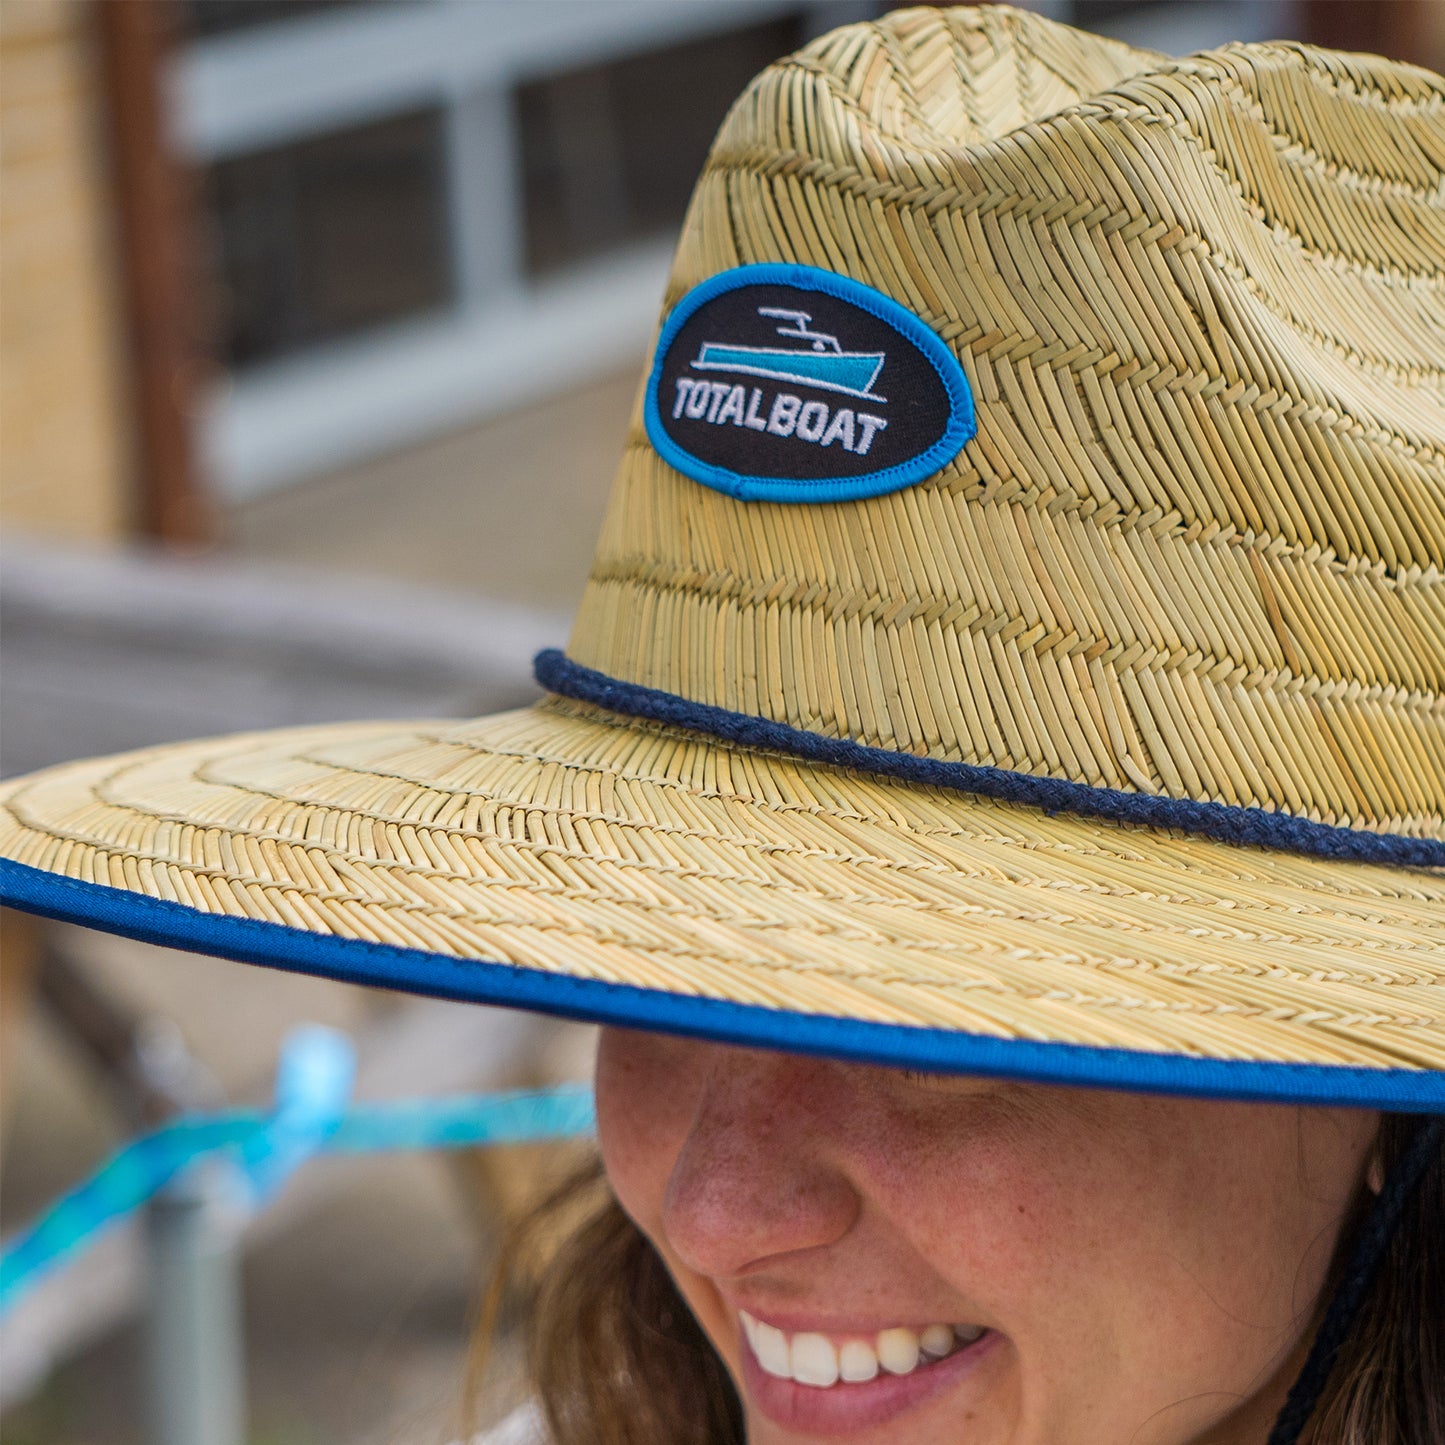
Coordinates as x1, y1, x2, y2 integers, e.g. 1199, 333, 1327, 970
2, 2, 1442, 1442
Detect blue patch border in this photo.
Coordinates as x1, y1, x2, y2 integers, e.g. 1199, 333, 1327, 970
3, 859, 1440, 1111
644, 263, 977, 504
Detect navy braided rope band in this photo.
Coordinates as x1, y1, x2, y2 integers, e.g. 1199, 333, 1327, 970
533, 650, 1445, 870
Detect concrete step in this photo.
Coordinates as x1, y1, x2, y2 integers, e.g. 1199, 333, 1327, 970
0, 538, 570, 779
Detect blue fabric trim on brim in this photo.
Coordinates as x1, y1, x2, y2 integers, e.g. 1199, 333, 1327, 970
535, 650, 1445, 869
3, 859, 1440, 1111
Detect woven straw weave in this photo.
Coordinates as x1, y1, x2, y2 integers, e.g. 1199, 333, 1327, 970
1, 7, 1442, 1079
570, 6, 1445, 836
3, 697, 1442, 1068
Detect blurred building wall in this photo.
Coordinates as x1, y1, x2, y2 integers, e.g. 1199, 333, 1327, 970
179, 0, 878, 502
0, 0, 131, 542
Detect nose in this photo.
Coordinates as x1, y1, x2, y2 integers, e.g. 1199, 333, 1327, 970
662, 1047, 861, 1281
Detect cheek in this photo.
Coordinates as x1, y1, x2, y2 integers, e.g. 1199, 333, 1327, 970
929, 1101, 1374, 1414
840, 1095, 1086, 1320
594, 1028, 700, 1231
866, 1097, 1356, 1346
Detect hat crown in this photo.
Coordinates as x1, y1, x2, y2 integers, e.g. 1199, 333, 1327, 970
569, 6, 1445, 840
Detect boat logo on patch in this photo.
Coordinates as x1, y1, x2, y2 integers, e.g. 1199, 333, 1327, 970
645, 264, 975, 505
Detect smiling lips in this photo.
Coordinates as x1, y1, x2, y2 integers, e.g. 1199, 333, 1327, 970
739, 1310, 987, 1388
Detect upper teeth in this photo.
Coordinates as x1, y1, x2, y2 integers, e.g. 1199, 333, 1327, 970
739, 1310, 983, 1388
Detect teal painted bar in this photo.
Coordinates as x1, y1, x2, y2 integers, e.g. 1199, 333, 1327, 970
0, 1083, 596, 1316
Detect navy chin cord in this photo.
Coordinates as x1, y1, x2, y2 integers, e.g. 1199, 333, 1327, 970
1266, 1117, 1443, 1445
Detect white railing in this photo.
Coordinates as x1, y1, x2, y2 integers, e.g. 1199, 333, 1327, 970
172, 0, 875, 499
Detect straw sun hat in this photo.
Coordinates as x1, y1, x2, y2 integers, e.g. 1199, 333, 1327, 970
2, 6, 1442, 1111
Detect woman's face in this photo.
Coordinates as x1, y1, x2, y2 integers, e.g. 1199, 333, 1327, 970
595, 1028, 1377, 1445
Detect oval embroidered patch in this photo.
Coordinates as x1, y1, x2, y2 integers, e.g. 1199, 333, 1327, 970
644, 264, 975, 504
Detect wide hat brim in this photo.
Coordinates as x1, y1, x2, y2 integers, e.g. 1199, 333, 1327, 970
3, 691, 1442, 1110
5, 8, 1444, 1110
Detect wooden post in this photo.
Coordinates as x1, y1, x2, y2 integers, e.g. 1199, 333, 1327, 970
0, 910, 43, 1181
95, 0, 213, 546
1300, 0, 1443, 71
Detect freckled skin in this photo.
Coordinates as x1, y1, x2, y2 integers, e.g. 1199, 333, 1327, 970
595, 1028, 1378, 1445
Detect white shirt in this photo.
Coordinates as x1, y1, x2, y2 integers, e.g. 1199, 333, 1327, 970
474, 1402, 548, 1445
